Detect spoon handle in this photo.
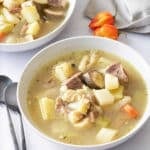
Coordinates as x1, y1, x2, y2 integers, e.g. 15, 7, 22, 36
19, 114, 27, 150
5, 102, 20, 150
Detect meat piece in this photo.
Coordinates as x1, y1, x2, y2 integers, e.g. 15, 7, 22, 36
9, 7, 21, 13
82, 70, 104, 89
65, 72, 83, 90
20, 23, 28, 35
44, 8, 65, 18
106, 63, 128, 83
88, 103, 103, 123
48, 0, 68, 8
55, 97, 69, 114
86, 93, 99, 105
88, 111, 99, 123
73, 118, 92, 129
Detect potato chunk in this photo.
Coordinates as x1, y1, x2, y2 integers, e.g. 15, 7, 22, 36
21, 5, 40, 23
93, 89, 114, 106
55, 62, 75, 82
0, 23, 14, 34
3, 0, 24, 9
39, 97, 55, 120
2, 8, 19, 24
96, 128, 118, 143
26, 21, 40, 37
105, 73, 119, 90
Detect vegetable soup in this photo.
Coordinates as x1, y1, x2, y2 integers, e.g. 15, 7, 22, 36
27, 50, 147, 145
0, 0, 69, 43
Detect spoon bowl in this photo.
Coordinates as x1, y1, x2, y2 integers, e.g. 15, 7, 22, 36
0, 75, 12, 100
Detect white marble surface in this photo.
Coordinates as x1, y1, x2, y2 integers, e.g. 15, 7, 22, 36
0, 0, 150, 150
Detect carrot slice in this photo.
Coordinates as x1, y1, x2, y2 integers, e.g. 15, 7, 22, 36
0, 32, 6, 42
122, 104, 139, 118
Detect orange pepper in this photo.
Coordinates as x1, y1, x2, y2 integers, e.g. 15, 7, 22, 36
94, 24, 118, 40
0, 32, 6, 42
89, 12, 114, 30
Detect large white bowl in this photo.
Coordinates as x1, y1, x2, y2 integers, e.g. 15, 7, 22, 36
17, 36, 150, 150
0, 0, 76, 52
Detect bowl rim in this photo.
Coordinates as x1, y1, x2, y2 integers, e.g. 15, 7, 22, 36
0, 0, 76, 49
17, 36, 150, 148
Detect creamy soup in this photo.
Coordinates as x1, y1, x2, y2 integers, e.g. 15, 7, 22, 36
27, 50, 147, 145
0, 0, 69, 43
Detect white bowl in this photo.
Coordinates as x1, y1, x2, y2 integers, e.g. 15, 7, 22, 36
0, 0, 76, 52
17, 36, 150, 150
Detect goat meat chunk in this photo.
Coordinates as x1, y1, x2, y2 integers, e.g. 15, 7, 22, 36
106, 63, 128, 83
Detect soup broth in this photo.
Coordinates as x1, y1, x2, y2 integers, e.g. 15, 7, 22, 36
27, 50, 147, 145
0, 0, 69, 43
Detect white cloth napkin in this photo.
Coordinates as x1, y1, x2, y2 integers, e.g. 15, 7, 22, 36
85, 0, 150, 33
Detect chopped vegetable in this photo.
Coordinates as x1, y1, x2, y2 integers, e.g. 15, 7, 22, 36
77, 99, 90, 115
0, 23, 14, 34
39, 97, 55, 120
93, 89, 114, 106
0, 32, 6, 41
96, 117, 110, 127
105, 73, 119, 90
110, 85, 124, 100
122, 104, 139, 118
3, 0, 24, 9
2, 8, 20, 24
55, 62, 75, 82
26, 21, 40, 36
89, 12, 114, 30
94, 24, 118, 40
114, 96, 131, 111
21, 5, 40, 23
96, 128, 118, 143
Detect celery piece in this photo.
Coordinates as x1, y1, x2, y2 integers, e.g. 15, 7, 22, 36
96, 117, 110, 128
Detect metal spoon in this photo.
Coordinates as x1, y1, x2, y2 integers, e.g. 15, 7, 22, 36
0, 75, 19, 150
0, 75, 26, 150
5, 82, 27, 150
